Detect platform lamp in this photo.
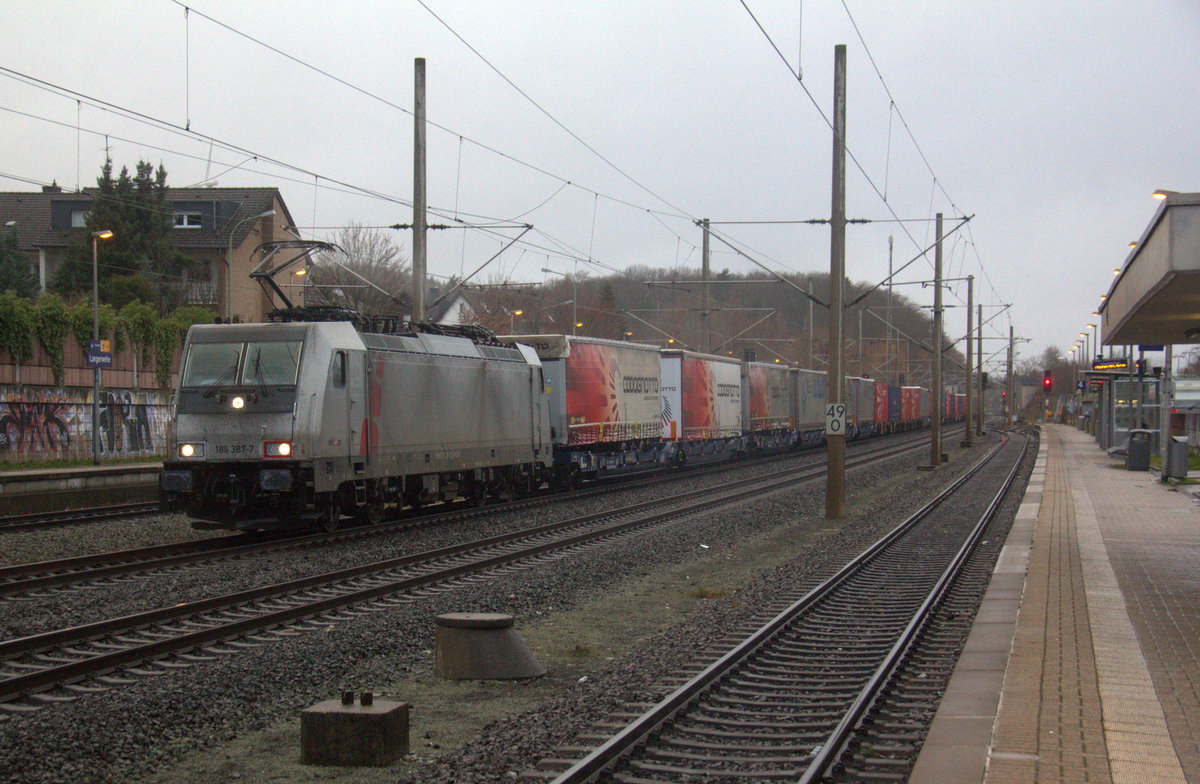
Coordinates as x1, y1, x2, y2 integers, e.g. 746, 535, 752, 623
226, 209, 275, 321
91, 229, 113, 465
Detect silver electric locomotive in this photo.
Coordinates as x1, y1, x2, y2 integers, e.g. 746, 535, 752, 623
161, 320, 552, 531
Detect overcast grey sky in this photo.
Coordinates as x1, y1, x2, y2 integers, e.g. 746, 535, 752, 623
3, 1, 1198, 371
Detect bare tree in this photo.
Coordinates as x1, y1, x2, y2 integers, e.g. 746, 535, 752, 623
308, 224, 411, 315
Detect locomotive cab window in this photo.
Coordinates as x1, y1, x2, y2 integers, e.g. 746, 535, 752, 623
243, 341, 302, 386
331, 351, 347, 388
181, 343, 244, 387
180, 340, 303, 388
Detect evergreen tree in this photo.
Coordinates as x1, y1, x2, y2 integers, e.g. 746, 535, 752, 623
51, 158, 199, 313
0, 225, 37, 298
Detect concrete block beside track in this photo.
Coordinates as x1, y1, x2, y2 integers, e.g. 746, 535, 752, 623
301, 692, 410, 766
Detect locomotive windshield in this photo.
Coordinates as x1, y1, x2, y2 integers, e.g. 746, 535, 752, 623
243, 341, 303, 386
181, 340, 303, 388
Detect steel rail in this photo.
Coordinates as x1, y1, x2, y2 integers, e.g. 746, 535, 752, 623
0, 502, 160, 533
548, 435, 1017, 784
0, 434, 928, 597
0, 437, 925, 705
799, 433, 1025, 782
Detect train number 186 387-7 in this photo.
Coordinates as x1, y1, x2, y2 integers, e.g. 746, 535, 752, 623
213, 444, 256, 456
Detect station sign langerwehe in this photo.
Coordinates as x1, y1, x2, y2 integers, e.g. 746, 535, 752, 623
86, 339, 112, 369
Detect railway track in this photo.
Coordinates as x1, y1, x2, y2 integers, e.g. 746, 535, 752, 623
0, 430, 944, 598
538, 432, 1027, 783
0, 435, 930, 714
0, 502, 161, 534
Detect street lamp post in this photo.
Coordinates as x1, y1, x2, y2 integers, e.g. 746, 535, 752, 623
226, 209, 276, 322
541, 267, 577, 335
511, 309, 523, 332
91, 229, 113, 465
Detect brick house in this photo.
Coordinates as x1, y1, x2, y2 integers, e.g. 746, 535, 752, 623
0, 183, 302, 323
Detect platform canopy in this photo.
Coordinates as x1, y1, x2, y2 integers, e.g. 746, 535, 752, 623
1101, 191, 1200, 346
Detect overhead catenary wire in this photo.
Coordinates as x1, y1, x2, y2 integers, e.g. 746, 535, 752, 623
13, 4, 1002, 343
738, 1, 1002, 324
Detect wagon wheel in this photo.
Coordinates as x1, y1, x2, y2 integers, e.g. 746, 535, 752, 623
320, 499, 342, 532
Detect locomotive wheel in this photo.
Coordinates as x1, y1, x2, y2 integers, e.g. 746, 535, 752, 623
359, 485, 385, 526
359, 499, 384, 526
465, 482, 487, 507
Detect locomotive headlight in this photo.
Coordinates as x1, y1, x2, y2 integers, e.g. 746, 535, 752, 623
230, 395, 246, 410
178, 442, 205, 459
264, 440, 292, 458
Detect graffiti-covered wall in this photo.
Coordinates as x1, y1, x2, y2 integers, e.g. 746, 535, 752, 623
0, 386, 170, 462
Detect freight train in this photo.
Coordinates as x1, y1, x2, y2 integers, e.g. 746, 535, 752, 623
160, 320, 964, 532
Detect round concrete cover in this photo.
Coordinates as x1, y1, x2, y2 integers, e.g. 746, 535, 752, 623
435, 612, 515, 629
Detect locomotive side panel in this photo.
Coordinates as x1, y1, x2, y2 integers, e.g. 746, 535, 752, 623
366, 340, 543, 484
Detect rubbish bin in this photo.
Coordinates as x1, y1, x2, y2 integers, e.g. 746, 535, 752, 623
1127, 429, 1152, 471
1167, 436, 1189, 479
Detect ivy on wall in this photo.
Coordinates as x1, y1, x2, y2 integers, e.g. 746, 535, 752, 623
0, 290, 34, 364
32, 293, 71, 386
0, 294, 216, 390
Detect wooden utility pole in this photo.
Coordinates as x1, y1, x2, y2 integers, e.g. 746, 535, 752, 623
826, 44, 847, 519
930, 212, 944, 467
412, 57, 428, 322
962, 274, 974, 447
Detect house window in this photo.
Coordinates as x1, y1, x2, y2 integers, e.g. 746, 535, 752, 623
70, 210, 89, 228
174, 212, 203, 229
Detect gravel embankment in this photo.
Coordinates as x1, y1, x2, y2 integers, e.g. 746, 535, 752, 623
0, 433, 1017, 784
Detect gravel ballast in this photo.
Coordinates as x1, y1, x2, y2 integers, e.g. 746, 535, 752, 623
0, 432, 1020, 784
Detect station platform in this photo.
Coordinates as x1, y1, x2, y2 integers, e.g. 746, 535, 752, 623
910, 424, 1200, 783
0, 462, 161, 515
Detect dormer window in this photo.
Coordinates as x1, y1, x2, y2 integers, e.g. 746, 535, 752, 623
71, 209, 90, 228
174, 212, 203, 229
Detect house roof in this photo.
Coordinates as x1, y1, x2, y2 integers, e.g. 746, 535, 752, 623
0, 185, 294, 253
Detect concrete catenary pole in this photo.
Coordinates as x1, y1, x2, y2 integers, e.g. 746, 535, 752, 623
962, 274, 973, 447
412, 57, 427, 322
701, 219, 711, 353
887, 234, 894, 383
977, 303, 984, 435
826, 44, 847, 519
930, 212, 943, 467
1007, 325, 1015, 424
